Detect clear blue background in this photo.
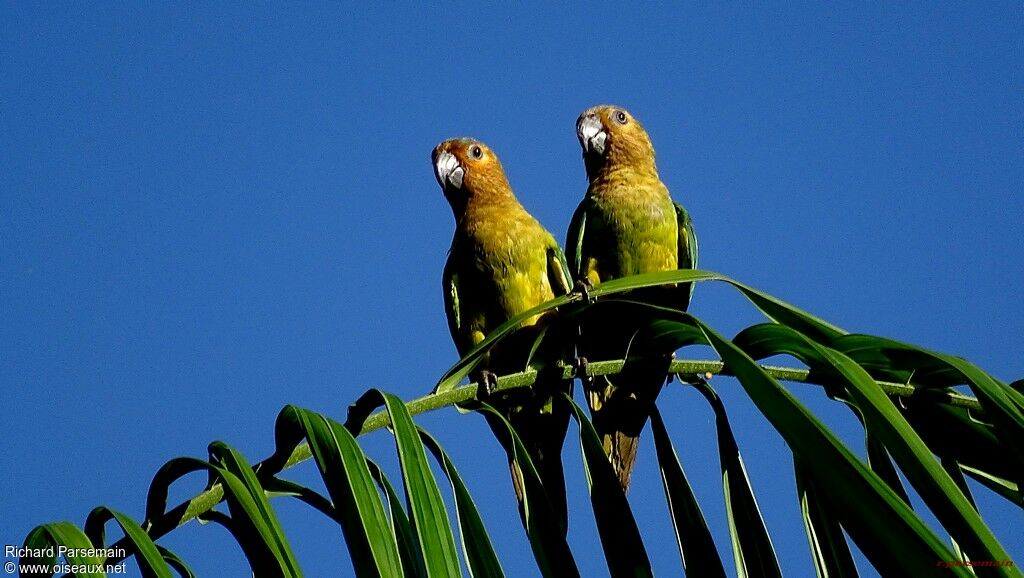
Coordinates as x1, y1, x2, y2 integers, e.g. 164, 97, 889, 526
2, 3, 1021, 576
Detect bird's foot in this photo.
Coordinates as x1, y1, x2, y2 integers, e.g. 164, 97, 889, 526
572, 278, 594, 304
572, 356, 594, 388
474, 370, 499, 398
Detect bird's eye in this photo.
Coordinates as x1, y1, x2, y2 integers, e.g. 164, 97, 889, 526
469, 145, 483, 159
614, 111, 628, 124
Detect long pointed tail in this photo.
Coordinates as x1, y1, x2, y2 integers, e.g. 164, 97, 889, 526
586, 359, 669, 491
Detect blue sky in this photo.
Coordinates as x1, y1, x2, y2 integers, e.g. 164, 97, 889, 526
2, 3, 1021, 576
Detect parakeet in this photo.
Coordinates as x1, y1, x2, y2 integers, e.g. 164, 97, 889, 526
566, 105, 698, 491
434, 137, 573, 523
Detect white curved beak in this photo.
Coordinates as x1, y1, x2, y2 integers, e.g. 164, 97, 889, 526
577, 114, 607, 155
434, 151, 465, 189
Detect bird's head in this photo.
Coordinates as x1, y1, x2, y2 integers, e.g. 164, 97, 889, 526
576, 105, 657, 180
432, 138, 511, 215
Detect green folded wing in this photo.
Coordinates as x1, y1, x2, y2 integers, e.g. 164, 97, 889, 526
675, 202, 698, 310
675, 202, 697, 271
548, 243, 573, 297
441, 255, 464, 355
565, 199, 591, 281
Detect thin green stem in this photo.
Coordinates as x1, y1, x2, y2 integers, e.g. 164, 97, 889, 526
123, 358, 980, 562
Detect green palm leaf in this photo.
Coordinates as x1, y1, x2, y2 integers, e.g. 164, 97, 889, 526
269, 405, 403, 577
347, 389, 462, 578
562, 393, 653, 578
472, 402, 580, 578
649, 407, 728, 578
22, 269, 1021, 578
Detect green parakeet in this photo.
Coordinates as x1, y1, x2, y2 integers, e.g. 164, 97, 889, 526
434, 137, 573, 523
566, 106, 698, 491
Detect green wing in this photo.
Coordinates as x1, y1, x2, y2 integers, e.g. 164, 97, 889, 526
547, 242, 573, 297
674, 202, 698, 308
441, 255, 465, 355
565, 199, 590, 281
674, 202, 697, 270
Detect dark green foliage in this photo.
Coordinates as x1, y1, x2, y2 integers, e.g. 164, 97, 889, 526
20, 270, 1023, 578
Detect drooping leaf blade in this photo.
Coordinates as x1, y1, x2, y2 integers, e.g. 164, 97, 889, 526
21, 522, 104, 578
156, 545, 196, 578
271, 405, 403, 577
366, 459, 426, 578
434, 268, 844, 394
685, 315, 971, 577
688, 378, 782, 578
732, 323, 1018, 573
794, 457, 860, 578
419, 428, 505, 578
347, 390, 461, 578
209, 442, 303, 577
562, 393, 653, 578
472, 402, 580, 578
650, 406, 728, 578
84, 507, 174, 578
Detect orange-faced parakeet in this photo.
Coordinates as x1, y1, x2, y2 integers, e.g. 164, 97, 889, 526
434, 137, 573, 521
566, 106, 698, 491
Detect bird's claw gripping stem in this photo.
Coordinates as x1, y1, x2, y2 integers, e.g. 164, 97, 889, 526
474, 370, 499, 398
572, 278, 594, 304
572, 356, 594, 388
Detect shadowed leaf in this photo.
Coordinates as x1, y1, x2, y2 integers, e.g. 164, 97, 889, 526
650, 407, 728, 578
346, 390, 461, 578
562, 393, 653, 578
